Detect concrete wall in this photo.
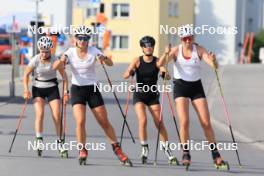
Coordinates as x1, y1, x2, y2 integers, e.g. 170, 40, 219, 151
195, 0, 237, 64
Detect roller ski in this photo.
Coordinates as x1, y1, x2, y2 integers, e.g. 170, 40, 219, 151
36, 137, 43, 157
182, 152, 191, 171
141, 144, 149, 164
212, 149, 230, 171
168, 156, 179, 165
79, 149, 87, 165
112, 143, 133, 167
162, 143, 179, 166
214, 157, 230, 171
57, 139, 68, 158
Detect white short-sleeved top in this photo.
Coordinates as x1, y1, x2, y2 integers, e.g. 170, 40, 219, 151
64, 46, 102, 86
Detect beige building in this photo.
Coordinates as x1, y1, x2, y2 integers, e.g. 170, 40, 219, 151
73, 0, 194, 62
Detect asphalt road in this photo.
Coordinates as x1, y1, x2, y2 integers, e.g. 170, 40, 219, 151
0, 63, 263, 176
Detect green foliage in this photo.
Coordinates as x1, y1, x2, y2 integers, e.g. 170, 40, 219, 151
252, 31, 264, 63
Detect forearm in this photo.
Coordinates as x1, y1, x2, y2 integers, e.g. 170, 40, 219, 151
23, 76, 30, 92
53, 60, 64, 70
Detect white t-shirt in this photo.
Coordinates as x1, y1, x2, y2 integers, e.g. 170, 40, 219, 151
173, 44, 201, 81
64, 46, 102, 86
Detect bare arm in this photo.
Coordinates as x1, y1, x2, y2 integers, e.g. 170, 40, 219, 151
159, 46, 178, 67
159, 66, 171, 80
123, 57, 139, 79
198, 45, 218, 69
23, 66, 34, 99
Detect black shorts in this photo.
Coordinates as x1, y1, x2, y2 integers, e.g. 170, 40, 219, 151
32, 86, 60, 102
173, 79, 206, 101
133, 91, 160, 106
71, 84, 104, 109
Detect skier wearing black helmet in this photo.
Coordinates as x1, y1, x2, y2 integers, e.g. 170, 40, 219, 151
123, 36, 179, 165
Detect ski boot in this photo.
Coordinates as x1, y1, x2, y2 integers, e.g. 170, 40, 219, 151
79, 148, 87, 165
36, 137, 44, 157
57, 139, 68, 158
214, 157, 230, 171
112, 143, 133, 167
182, 152, 191, 171
141, 144, 149, 164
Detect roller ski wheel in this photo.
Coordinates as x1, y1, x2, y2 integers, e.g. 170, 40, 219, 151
168, 156, 179, 166
36, 137, 43, 157
59, 150, 68, 158
113, 143, 133, 167
214, 157, 230, 171
57, 139, 68, 158
122, 158, 133, 167
37, 149, 42, 157
182, 153, 191, 171
141, 156, 147, 164
79, 149, 87, 165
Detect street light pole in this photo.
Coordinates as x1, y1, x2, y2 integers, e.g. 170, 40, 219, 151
34, 0, 43, 56
10, 16, 16, 98
241, 0, 246, 48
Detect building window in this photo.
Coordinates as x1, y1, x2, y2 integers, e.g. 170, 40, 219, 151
168, 0, 179, 17
111, 35, 129, 50
86, 8, 98, 18
112, 4, 130, 18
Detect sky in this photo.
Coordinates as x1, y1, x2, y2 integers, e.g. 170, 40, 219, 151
0, 0, 67, 27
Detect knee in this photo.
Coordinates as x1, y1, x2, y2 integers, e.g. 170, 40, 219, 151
158, 122, 167, 133
180, 119, 189, 129
201, 121, 212, 131
99, 119, 110, 129
76, 119, 85, 128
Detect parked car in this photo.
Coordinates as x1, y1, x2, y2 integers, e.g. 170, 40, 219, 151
0, 34, 12, 64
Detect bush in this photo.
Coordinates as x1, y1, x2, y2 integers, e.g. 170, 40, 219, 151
252, 31, 264, 63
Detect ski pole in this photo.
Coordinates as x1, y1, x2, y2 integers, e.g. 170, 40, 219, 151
99, 60, 135, 144
214, 68, 242, 167
9, 99, 29, 153
120, 76, 134, 146
62, 101, 67, 141
154, 52, 170, 166
166, 92, 180, 141
59, 65, 66, 142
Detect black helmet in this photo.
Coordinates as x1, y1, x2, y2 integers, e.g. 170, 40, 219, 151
140, 36, 155, 47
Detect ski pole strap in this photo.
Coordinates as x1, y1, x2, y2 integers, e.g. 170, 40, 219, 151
35, 78, 58, 85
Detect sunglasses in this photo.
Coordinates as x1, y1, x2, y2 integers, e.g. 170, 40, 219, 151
77, 36, 90, 42
182, 36, 193, 42
142, 43, 154, 48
